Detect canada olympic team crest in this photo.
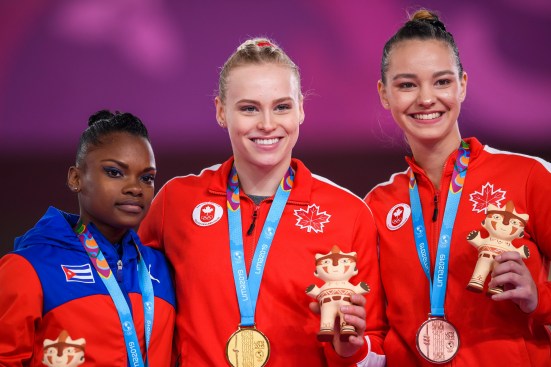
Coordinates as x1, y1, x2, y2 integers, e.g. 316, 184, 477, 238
193, 202, 223, 226
386, 203, 411, 230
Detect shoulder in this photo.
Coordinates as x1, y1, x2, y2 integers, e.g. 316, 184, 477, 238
480, 145, 551, 173
366, 168, 410, 198
162, 163, 222, 189
310, 172, 366, 205
0, 253, 41, 292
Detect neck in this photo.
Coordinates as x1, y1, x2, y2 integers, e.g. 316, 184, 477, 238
233, 158, 292, 196
78, 217, 126, 246
408, 129, 462, 187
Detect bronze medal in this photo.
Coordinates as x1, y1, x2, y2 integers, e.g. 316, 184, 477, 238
226, 327, 270, 367
416, 318, 459, 364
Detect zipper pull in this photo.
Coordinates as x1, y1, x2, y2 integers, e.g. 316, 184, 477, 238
116, 260, 123, 282
247, 207, 258, 236
432, 194, 439, 222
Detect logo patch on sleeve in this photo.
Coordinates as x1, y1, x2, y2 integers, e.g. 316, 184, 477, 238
386, 203, 411, 230
193, 202, 223, 226
61, 264, 95, 283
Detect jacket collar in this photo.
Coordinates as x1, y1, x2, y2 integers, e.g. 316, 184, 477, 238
207, 156, 312, 205
405, 137, 483, 180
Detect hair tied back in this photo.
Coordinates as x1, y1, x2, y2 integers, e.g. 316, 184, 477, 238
427, 19, 447, 32
256, 41, 274, 48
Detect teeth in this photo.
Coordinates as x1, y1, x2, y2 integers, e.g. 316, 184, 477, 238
412, 112, 442, 120
254, 138, 279, 145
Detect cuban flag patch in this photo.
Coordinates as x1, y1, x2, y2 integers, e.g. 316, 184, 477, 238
61, 264, 95, 283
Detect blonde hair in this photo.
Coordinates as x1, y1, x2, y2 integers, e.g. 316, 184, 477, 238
218, 37, 301, 102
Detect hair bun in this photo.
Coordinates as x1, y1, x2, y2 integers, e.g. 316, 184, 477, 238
411, 9, 447, 32
88, 109, 115, 127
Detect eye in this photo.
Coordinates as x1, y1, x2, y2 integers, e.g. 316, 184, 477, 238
398, 82, 416, 89
141, 173, 155, 185
491, 214, 502, 221
240, 105, 258, 113
321, 259, 331, 266
339, 258, 351, 265
103, 167, 123, 178
274, 103, 291, 112
510, 219, 521, 226
435, 78, 452, 87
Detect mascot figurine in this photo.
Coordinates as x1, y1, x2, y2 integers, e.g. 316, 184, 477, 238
466, 201, 530, 295
306, 245, 370, 341
42, 330, 86, 367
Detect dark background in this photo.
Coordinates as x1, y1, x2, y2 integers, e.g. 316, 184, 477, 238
2, 0, 550, 255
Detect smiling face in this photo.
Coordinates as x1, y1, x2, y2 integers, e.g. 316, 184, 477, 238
68, 132, 156, 244
378, 39, 467, 148
215, 63, 304, 175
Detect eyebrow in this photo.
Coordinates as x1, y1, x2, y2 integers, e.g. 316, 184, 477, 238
392, 70, 456, 81
236, 97, 294, 105
101, 159, 156, 172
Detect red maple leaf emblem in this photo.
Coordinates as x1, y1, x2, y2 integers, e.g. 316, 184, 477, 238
469, 183, 506, 213
294, 204, 331, 233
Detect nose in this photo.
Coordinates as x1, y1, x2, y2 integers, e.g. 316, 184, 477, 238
123, 178, 143, 196
418, 88, 435, 108
257, 111, 276, 131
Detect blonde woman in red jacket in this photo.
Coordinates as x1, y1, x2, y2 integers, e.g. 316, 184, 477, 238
365, 8, 551, 367
138, 38, 386, 366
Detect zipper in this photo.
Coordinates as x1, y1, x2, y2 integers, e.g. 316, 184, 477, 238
247, 206, 259, 236
116, 259, 123, 282
432, 194, 439, 222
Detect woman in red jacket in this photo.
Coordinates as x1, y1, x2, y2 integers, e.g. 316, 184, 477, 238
138, 37, 386, 366
365, 8, 551, 367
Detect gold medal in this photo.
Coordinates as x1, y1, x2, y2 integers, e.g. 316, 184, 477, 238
416, 318, 459, 364
226, 327, 270, 367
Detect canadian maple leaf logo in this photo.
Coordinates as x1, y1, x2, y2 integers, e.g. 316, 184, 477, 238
294, 204, 331, 233
469, 182, 506, 213
200, 204, 214, 221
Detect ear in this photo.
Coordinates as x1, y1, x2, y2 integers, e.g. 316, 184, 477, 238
298, 94, 305, 125
67, 166, 81, 193
214, 96, 227, 128
377, 80, 390, 109
481, 219, 486, 226
459, 71, 468, 102
518, 230, 524, 238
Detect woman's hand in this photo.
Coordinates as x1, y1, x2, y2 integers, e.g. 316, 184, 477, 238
309, 293, 367, 357
489, 251, 538, 313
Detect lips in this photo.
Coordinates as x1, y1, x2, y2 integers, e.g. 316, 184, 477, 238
116, 201, 144, 214
411, 112, 443, 120
252, 137, 281, 145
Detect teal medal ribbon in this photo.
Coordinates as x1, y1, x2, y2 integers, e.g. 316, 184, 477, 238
226, 164, 294, 326
74, 222, 154, 367
408, 141, 470, 317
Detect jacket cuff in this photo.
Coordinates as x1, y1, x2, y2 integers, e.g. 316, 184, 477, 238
530, 281, 551, 325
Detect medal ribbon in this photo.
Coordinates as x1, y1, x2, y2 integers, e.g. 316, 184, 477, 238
74, 222, 154, 367
409, 141, 470, 317
227, 165, 294, 326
